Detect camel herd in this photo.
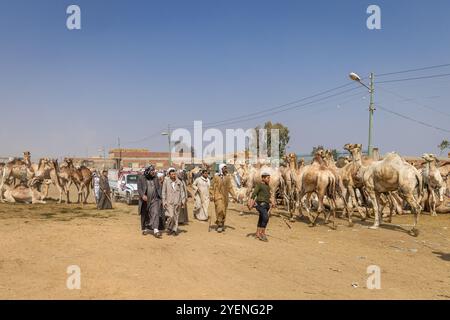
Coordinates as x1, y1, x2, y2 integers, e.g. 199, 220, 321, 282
232, 144, 449, 236
1, 146, 449, 236
0, 152, 93, 204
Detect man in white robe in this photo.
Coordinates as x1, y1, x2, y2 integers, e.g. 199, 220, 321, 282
192, 168, 210, 221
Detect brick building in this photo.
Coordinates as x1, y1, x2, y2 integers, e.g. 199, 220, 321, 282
109, 148, 172, 169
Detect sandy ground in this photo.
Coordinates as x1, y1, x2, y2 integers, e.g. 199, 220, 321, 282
0, 185, 449, 300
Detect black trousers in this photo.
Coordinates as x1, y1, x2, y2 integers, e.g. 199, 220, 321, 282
256, 202, 270, 228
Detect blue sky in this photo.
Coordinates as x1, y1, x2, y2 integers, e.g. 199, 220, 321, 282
1, 0, 449, 158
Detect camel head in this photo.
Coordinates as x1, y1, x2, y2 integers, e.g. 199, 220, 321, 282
344, 143, 362, 161
298, 158, 305, 167
422, 153, 438, 163
63, 158, 74, 167
23, 151, 31, 159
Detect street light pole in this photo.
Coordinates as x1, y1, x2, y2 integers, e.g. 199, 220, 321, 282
167, 124, 172, 167
349, 71, 375, 157
368, 72, 375, 157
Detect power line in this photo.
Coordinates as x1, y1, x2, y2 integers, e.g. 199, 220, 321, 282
376, 104, 450, 134
376, 63, 450, 77
377, 85, 450, 118
171, 81, 359, 129
192, 86, 364, 130
376, 73, 450, 83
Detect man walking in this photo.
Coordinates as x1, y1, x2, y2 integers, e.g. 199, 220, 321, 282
97, 169, 113, 210
250, 170, 275, 242
137, 165, 163, 239
91, 170, 100, 205
162, 168, 187, 236
192, 168, 210, 221
210, 164, 237, 233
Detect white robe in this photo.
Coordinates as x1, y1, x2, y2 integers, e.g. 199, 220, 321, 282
192, 176, 210, 221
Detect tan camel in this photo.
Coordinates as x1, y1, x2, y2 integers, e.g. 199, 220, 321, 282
296, 150, 339, 228
340, 144, 371, 223
34, 159, 66, 203
363, 152, 422, 236
421, 153, 446, 216
0, 151, 34, 201
280, 153, 298, 213
2, 179, 46, 204
58, 158, 83, 203
244, 163, 286, 208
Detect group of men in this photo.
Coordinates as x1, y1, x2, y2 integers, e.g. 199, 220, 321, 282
137, 163, 264, 239
136, 163, 275, 242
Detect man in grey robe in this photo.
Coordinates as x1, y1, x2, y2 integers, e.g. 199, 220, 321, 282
138, 165, 163, 238
162, 168, 187, 236
177, 169, 189, 224
97, 170, 113, 210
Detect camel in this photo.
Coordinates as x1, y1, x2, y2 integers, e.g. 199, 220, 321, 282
295, 150, 339, 228
280, 153, 298, 214
2, 178, 46, 204
244, 163, 287, 208
0, 151, 34, 201
363, 152, 422, 236
421, 153, 446, 216
438, 160, 450, 198
340, 144, 371, 223
58, 158, 88, 204
34, 159, 66, 203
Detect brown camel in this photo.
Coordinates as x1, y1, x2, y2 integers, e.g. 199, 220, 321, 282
295, 150, 339, 228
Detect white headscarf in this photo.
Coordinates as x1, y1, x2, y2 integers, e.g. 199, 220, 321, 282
219, 163, 227, 173
167, 167, 176, 173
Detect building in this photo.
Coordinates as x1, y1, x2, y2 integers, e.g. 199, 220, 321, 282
109, 148, 172, 169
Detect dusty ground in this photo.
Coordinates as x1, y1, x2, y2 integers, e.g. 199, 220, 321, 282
0, 186, 449, 300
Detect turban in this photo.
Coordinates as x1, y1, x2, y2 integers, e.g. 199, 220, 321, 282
219, 164, 227, 173
144, 165, 155, 178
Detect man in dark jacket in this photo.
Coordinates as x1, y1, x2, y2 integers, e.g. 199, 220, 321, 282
138, 165, 163, 238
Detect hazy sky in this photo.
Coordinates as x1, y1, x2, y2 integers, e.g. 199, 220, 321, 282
1, 0, 449, 159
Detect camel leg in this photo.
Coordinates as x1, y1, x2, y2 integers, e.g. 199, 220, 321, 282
311, 192, 326, 227
66, 181, 72, 204
404, 193, 421, 236
430, 189, 437, 217
83, 183, 90, 204
0, 169, 8, 201
41, 184, 49, 200
368, 190, 381, 229
351, 187, 366, 220
4, 191, 15, 203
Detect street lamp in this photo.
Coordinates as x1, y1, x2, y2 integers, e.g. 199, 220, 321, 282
161, 125, 172, 166
349, 71, 375, 157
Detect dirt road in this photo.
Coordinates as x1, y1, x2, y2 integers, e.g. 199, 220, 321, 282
0, 188, 449, 299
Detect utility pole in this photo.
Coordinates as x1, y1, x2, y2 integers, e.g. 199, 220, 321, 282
368, 72, 375, 157
349, 71, 375, 157
118, 137, 122, 170
168, 124, 172, 167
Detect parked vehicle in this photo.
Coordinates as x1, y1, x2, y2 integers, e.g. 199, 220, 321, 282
108, 169, 141, 205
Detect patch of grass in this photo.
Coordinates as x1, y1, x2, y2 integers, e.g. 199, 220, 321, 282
40, 212, 57, 219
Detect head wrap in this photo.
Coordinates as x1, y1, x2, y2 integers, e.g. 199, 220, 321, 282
167, 167, 176, 173
144, 165, 155, 179
261, 170, 271, 177
219, 164, 227, 173
157, 172, 164, 178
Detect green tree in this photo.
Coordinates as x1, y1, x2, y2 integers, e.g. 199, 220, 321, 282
438, 140, 449, 153
255, 121, 290, 158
